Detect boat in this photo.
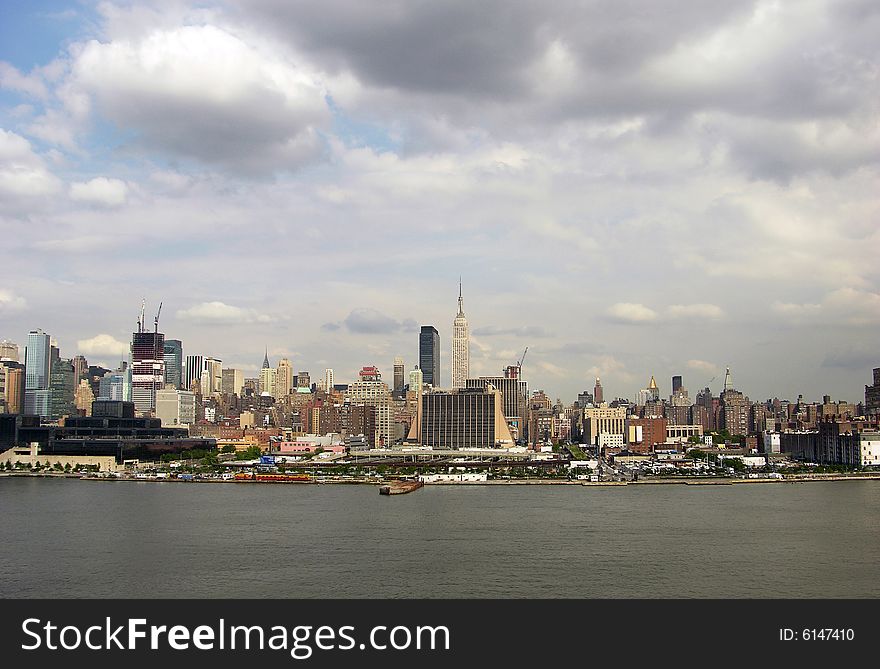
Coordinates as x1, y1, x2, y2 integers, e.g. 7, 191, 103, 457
379, 480, 424, 495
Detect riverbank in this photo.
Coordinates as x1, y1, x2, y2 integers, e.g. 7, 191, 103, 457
3, 471, 879, 486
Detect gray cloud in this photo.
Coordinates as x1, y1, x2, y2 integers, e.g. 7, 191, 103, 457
338, 308, 414, 335
473, 325, 553, 338
822, 346, 878, 371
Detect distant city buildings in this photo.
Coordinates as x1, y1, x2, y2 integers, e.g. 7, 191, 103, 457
866, 367, 880, 417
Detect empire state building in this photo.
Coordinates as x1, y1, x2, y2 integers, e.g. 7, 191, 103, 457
451, 281, 469, 388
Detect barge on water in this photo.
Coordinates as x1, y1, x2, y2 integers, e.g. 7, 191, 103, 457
379, 481, 424, 495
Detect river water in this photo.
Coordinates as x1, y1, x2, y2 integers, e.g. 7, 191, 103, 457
1, 477, 877, 598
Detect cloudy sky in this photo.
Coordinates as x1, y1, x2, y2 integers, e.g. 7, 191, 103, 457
1, 0, 878, 403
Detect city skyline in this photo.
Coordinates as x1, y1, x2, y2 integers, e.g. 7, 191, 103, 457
1, 310, 877, 407
1, 1, 877, 402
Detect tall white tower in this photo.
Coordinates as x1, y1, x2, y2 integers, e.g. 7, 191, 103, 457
451, 280, 470, 388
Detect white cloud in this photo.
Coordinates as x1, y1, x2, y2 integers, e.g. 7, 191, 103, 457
0, 62, 49, 98
773, 288, 880, 325
68, 24, 330, 172
0, 128, 61, 203
607, 302, 659, 324
687, 359, 721, 377
587, 355, 633, 383
69, 177, 129, 206
77, 334, 129, 357
0, 289, 27, 313
667, 303, 725, 320
176, 301, 274, 325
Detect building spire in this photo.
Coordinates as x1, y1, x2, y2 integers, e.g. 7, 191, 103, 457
457, 277, 464, 316
723, 366, 733, 392
262, 347, 270, 369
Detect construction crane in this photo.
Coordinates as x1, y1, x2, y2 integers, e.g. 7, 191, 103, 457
154, 302, 163, 332
518, 347, 528, 370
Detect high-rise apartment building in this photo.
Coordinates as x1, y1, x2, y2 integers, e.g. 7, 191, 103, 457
0, 340, 19, 361
163, 340, 183, 389
276, 358, 293, 397
324, 369, 334, 394
0, 360, 25, 414
451, 282, 469, 388
419, 326, 440, 388
347, 370, 392, 446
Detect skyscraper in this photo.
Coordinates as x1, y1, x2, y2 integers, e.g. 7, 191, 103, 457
201, 357, 222, 396
221, 368, 244, 395
130, 309, 165, 413
24, 329, 51, 418
324, 369, 334, 394
163, 340, 183, 389
419, 326, 440, 388
451, 281, 469, 388
393, 357, 405, 394
594, 377, 604, 405
184, 355, 204, 392
260, 351, 276, 397
48, 359, 76, 421
672, 375, 682, 393
276, 358, 294, 397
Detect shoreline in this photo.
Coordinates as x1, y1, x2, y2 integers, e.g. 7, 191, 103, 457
2, 472, 879, 486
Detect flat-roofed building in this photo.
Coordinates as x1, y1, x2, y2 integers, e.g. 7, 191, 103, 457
420, 385, 514, 450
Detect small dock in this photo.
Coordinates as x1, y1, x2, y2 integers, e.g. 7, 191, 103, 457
379, 480, 424, 495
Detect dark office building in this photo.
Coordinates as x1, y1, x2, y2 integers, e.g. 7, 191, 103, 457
163, 340, 183, 390
672, 375, 683, 393
47, 359, 76, 421
92, 400, 136, 419
420, 387, 513, 449
419, 326, 440, 387
11, 400, 213, 463
466, 376, 529, 443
